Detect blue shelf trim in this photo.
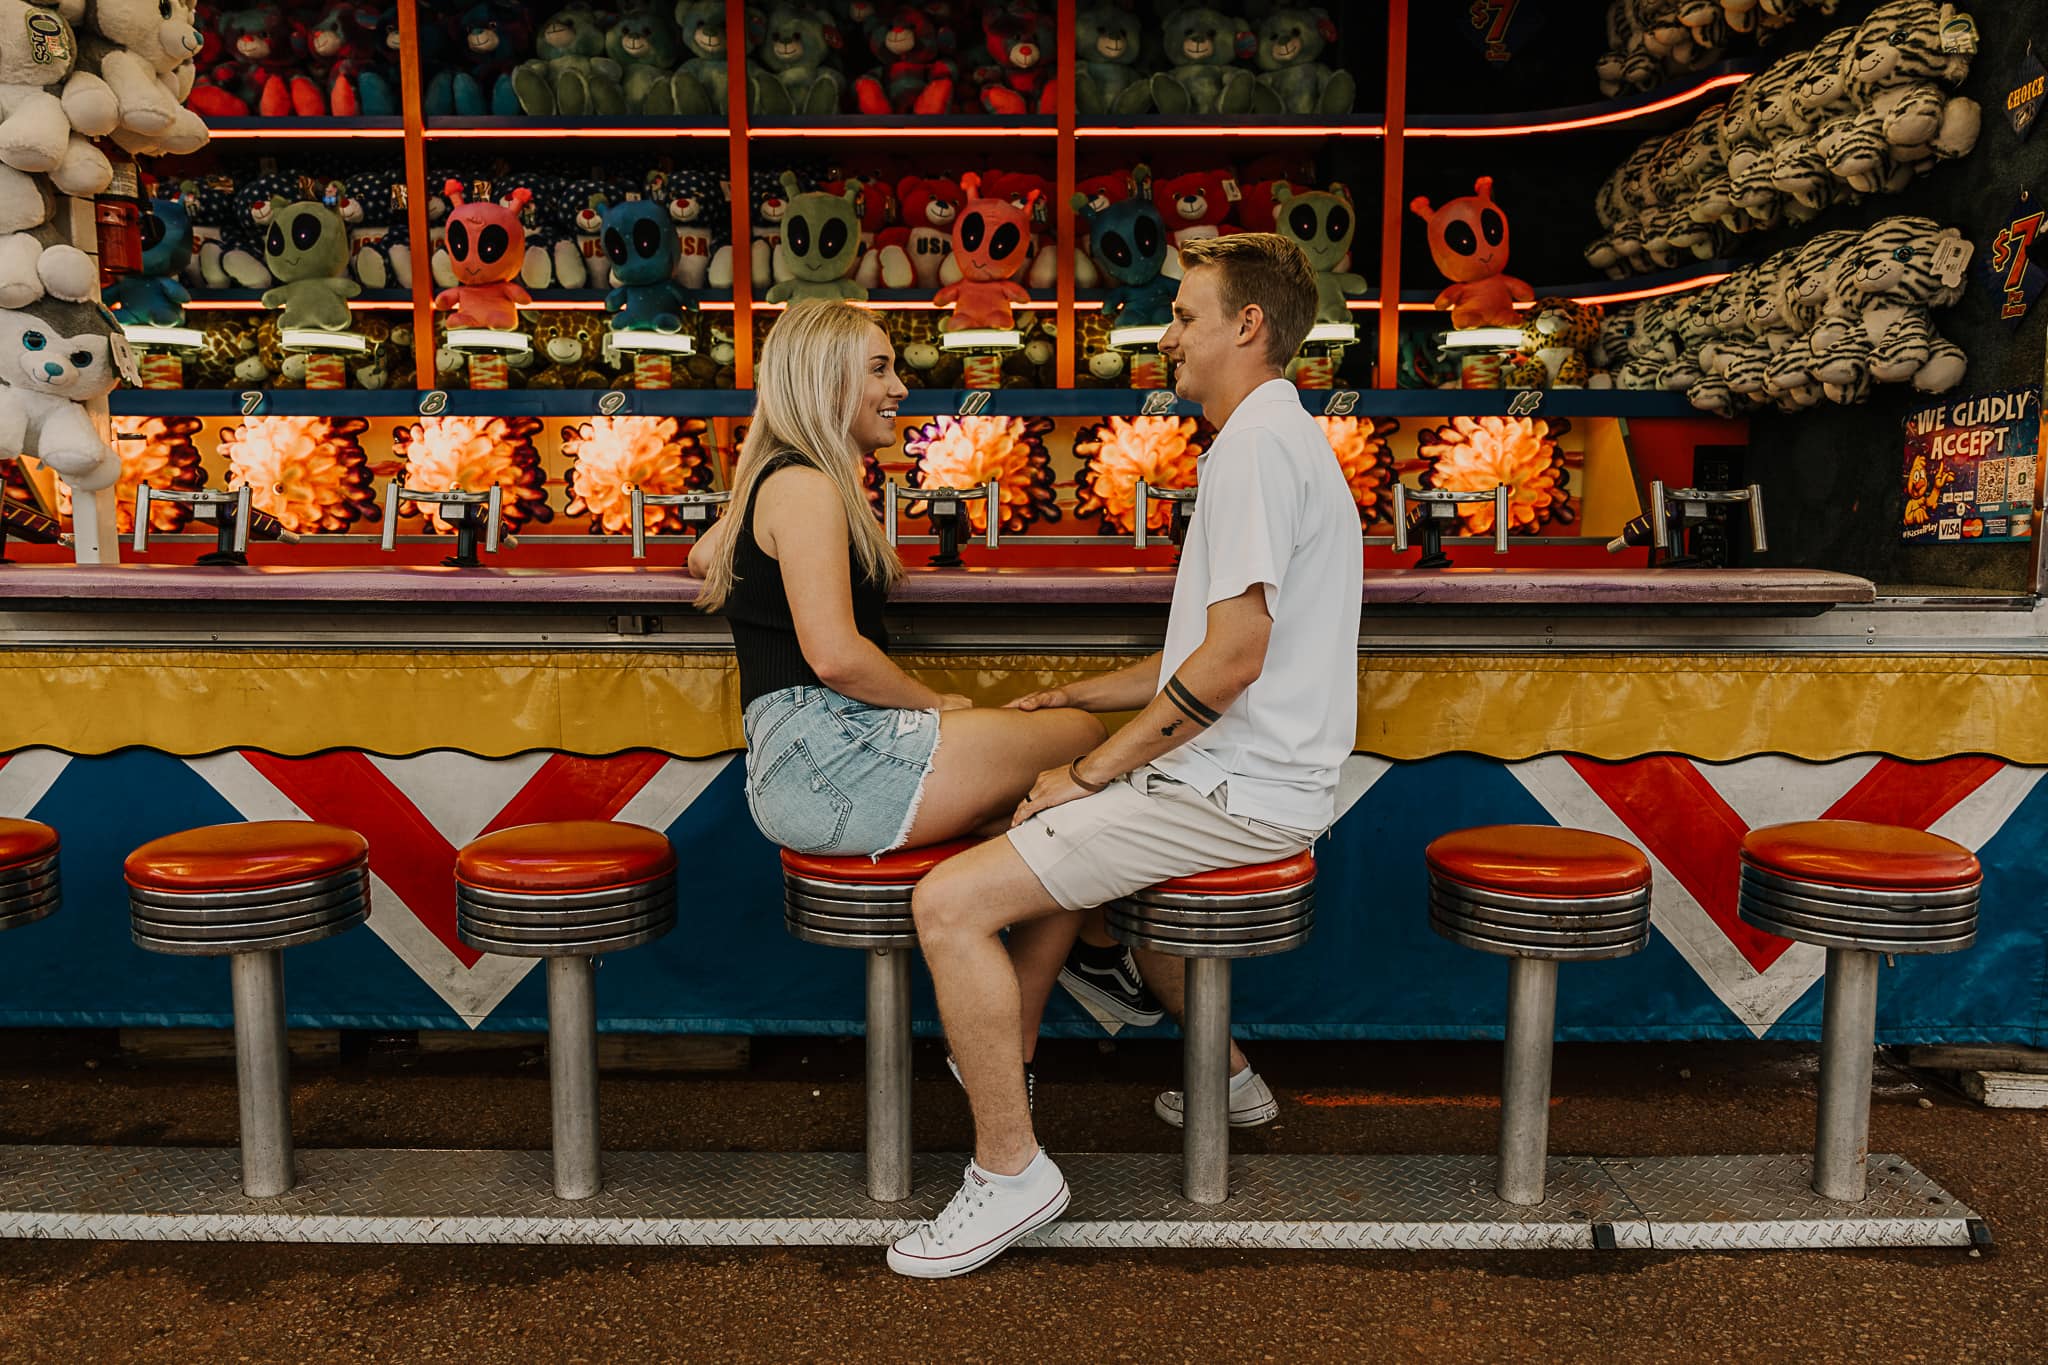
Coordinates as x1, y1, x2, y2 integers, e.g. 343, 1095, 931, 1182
111, 388, 1707, 420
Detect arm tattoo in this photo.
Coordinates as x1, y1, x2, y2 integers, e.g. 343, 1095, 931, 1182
1160, 718, 1184, 737
1163, 675, 1222, 728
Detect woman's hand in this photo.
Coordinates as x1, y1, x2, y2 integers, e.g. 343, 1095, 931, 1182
937, 693, 973, 712
1005, 687, 1072, 712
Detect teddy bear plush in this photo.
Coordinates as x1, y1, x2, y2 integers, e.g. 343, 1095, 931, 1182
1805, 214, 1969, 399
607, 3, 683, 115
1074, 3, 1149, 115
933, 171, 1034, 331
1411, 177, 1530, 329
1272, 183, 1364, 325
0, 0, 113, 201
512, 6, 625, 117
432, 180, 530, 330
1502, 298, 1604, 389
0, 296, 128, 492
1151, 167, 1233, 281
425, 2, 526, 116
973, 4, 1054, 115
1151, 8, 1255, 115
1073, 189, 1172, 330
897, 174, 962, 289
260, 197, 359, 330
749, 4, 844, 116
825, 174, 911, 289
658, 166, 731, 291
64, 0, 209, 157
670, 0, 732, 114
851, 6, 956, 115
1249, 7, 1353, 115
0, 177, 95, 310
765, 172, 866, 302
601, 198, 692, 332
102, 195, 193, 326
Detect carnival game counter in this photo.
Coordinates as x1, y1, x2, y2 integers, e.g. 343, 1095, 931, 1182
0, 565, 2042, 1048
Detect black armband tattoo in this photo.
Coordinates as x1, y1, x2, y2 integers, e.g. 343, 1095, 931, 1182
1163, 675, 1222, 728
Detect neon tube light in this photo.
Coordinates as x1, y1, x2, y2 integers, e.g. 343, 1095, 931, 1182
1406, 73, 1749, 138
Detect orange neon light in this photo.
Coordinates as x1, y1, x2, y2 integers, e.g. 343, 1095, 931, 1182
206, 127, 404, 139
184, 299, 413, 311
422, 126, 729, 140
1407, 73, 1748, 138
1075, 123, 1385, 138
749, 125, 1055, 138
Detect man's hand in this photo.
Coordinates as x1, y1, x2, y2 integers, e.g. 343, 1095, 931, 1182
937, 693, 973, 712
1011, 760, 1098, 827
1005, 687, 1072, 711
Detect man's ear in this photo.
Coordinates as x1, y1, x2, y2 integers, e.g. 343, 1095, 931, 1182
1235, 302, 1265, 347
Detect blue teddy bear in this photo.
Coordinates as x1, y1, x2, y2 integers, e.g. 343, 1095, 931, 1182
105, 198, 194, 327
1073, 185, 1175, 330
602, 199, 694, 332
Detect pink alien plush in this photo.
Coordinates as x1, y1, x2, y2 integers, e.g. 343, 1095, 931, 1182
1409, 176, 1533, 329
433, 180, 532, 331
933, 172, 1037, 332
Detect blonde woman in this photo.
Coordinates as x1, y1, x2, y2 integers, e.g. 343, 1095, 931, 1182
690, 299, 1104, 859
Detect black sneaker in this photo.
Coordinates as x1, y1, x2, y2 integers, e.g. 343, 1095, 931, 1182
946, 1055, 1035, 1112
1057, 941, 1166, 1027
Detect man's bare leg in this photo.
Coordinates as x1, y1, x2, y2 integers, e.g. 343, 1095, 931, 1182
1133, 946, 1250, 1075
1010, 914, 1081, 1063
913, 836, 1074, 1173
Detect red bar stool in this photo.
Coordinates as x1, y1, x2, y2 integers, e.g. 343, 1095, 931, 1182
125, 821, 371, 1197
782, 839, 974, 1202
0, 818, 59, 932
1106, 852, 1317, 1204
1427, 826, 1652, 1205
1737, 819, 1980, 1202
456, 820, 678, 1201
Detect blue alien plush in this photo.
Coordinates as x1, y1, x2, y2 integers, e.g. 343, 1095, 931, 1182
104, 198, 195, 328
602, 199, 694, 333
1073, 186, 1174, 329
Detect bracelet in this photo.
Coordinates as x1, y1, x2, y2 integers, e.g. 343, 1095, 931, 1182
1068, 758, 1111, 794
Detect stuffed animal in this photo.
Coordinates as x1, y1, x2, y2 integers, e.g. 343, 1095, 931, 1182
974, 4, 1054, 115
1074, 3, 1148, 115
601, 199, 692, 332
670, 0, 732, 114
934, 171, 1033, 331
178, 174, 269, 289
977, 169, 1067, 289
852, 6, 955, 115
194, 4, 315, 117
103, 196, 193, 326
1596, 0, 1725, 98
749, 4, 843, 116
897, 174, 962, 288
0, 1, 113, 201
1502, 298, 1603, 389
433, 180, 531, 330
1806, 214, 1969, 399
607, 3, 682, 115
1249, 7, 1352, 115
827, 174, 911, 288
1074, 167, 1135, 215
0, 296, 127, 492
765, 172, 865, 302
1151, 8, 1255, 115
659, 166, 731, 291
0, 177, 96, 310
64, 0, 209, 157
511, 6, 625, 116
1073, 189, 1172, 330
335, 4, 400, 116
1234, 177, 1300, 235
1760, 227, 1860, 406
1410, 176, 1530, 328
1152, 167, 1234, 281
749, 164, 796, 288
1272, 183, 1365, 325
425, 2, 525, 116
1823, 0, 1980, 192
259, 198, 359, 331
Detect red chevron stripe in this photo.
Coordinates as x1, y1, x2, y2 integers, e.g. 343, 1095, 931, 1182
1824, 755, 2003, 828
482, 753, 672, 833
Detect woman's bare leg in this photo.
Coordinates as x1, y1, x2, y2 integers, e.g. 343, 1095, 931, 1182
899, 706, 1106, 848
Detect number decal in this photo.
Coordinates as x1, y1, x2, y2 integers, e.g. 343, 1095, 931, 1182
417, 389, 449, 416
238, 390, 265, 416
1507, 390, 1543, 416
1140, 389, 1177, 416
1324, 389, 1359, 415
598, 389, 628, 416
957, 389, 991, 416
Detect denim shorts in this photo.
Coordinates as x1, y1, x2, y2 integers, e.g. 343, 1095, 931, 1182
742, 685, 943, 856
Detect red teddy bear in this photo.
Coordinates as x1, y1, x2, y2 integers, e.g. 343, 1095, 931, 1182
826, 175, 915, 288
1153, 168, 1235, 279
852, 7, 958, 115
896, 175, 964, 289
974, 6, 1055, 115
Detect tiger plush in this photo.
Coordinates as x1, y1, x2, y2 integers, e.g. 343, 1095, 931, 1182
1805, 215, 1969, 401
1503, 299, 1603, 389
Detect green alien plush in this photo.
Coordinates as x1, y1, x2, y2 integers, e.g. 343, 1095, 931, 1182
670, 0, 730, 114
259, 199, 359, 331
1075, 4, 1151, 116
765, 172, 867, 303
1150, 9, 1257, 116
1272, 184, 1365, 324
607, 3, 683, 115
1250, 8, 1355, 115
749, 4, 844, 116
511, 7, 626, 117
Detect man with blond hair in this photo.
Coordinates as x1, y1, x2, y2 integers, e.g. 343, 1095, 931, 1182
890, 233, 1364, 1277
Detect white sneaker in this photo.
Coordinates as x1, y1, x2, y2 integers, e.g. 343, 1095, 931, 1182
887, 1151, 1070, 1279
1154, 1068, 1279, 1129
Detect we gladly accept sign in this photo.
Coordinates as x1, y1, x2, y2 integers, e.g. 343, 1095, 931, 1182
1901, 387, 2041, 544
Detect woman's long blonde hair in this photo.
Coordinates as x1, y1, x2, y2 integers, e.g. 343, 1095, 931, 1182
696, 300, 902, 612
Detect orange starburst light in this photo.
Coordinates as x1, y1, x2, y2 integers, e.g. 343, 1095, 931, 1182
561, 417, 716, 535
55, 417, 206, 533
220, 416, 379, 534
391, 415, 552, 533
1415, 416, 1575, 535
1318, 415, 1401, 528
901, 416, 1059, 533
1073, 416, 1205, 535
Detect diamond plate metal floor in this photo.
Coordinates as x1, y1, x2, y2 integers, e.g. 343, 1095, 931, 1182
0, 1147, 1984, 1251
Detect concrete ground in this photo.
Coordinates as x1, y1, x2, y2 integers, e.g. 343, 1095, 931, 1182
0, 1032, 2038, 1363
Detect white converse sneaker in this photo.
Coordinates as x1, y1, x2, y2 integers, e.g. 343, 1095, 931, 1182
1154, 1067, 1279, 1129
887, 1151, 1070, 1279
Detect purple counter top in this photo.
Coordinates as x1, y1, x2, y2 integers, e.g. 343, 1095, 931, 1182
0, 564, 1875, 608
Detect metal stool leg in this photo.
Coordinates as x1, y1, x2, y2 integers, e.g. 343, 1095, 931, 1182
229, 950, 294, 1198
547, 955, 602, 1200
1183, 956, 1233, 1205
866, 947, 912, 1202
1497, 955, 1559, 1206
1814, 947, 1879, 1202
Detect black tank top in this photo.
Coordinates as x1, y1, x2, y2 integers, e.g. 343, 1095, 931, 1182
718, 453, 892, 709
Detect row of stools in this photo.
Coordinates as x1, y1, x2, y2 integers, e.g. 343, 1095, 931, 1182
0, 813, 1981, 1214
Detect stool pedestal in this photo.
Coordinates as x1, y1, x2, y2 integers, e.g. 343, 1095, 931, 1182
1497, 956, 1560, 1206
125, 821, 372, 1198
865, 948, 912, 1202
1107, 853, 1317, 1205
1737, 820, 1980, 1204
456, 820, 679, 1202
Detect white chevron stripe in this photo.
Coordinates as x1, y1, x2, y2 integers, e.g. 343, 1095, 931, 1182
1333, 754, 1391, 824
363, 752, 552, 848
1928, 766, 2046, 850
0, 749, 71, 818
1692, 755, 1880, 832
615, 754, 737, 831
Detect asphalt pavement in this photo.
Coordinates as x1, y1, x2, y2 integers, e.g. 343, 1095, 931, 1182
0, 1031, 2038, 1363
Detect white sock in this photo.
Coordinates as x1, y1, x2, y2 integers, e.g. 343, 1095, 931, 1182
1229, 1066, 1257, 1092
975, 1149, 1049, 1186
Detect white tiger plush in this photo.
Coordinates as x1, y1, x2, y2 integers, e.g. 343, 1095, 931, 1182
1806, 215, 1969, 400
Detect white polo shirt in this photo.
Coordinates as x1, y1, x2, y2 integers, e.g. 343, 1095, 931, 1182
1149, 378, 1363, 831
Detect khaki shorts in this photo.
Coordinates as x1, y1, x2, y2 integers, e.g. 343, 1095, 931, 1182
1006, 765, 1317, 912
